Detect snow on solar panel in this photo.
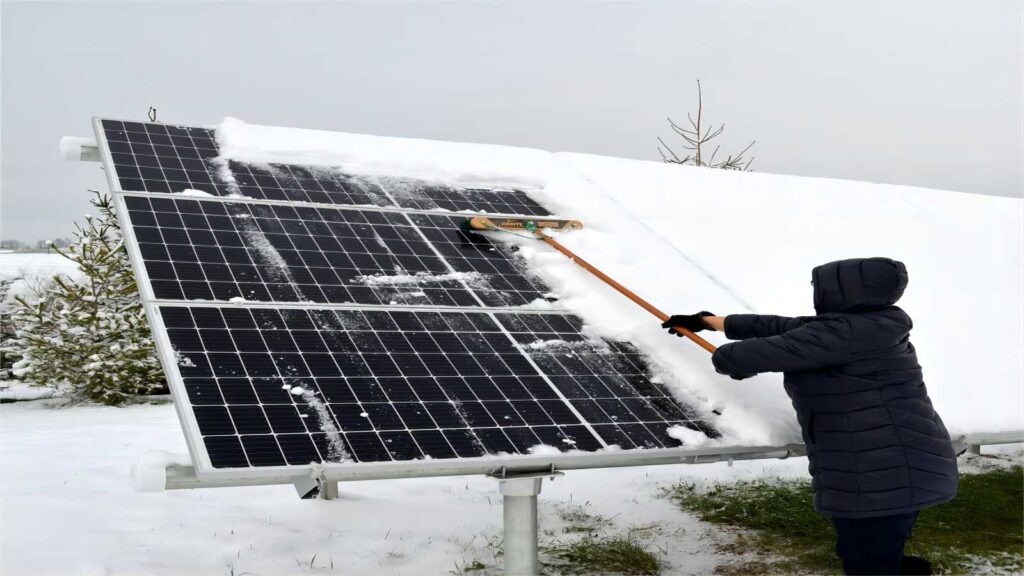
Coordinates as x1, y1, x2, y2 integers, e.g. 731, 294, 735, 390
95, 118, 717, 477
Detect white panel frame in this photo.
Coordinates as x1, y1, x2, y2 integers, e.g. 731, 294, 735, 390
94, 118, 219, 472
92, 116, 725, 484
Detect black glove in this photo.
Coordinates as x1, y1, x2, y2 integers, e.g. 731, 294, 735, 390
661, 312, 714, 336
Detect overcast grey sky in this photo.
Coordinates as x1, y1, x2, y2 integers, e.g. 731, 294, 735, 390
2, 1, 1021, 241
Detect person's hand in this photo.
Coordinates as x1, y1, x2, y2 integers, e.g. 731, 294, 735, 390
661, 312, 714, 336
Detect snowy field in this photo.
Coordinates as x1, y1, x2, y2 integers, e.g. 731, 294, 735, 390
0, 399, 772, 576
0, 399, 1019, 576
0, 251, 79, 294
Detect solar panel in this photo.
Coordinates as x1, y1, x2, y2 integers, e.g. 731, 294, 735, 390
495, 312, 715, 448
225, 161, 395, 208
120, 194, 480, 307
162, 303, 710, 468
94, 118, 717, 479
119, 194, 556, 308
101, 120, 222, 195
165, 305, 607, 466
119, 192, 561, 307
382, 176, 551, 216
100, 119, 549, 215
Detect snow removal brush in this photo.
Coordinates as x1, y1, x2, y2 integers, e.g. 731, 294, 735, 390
464, 216, 718, 354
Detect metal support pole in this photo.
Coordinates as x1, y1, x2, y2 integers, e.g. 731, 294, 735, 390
499, 476, 543, 576
319, 480, 339, 500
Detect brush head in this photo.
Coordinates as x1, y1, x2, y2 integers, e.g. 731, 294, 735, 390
463, 216, 583, 233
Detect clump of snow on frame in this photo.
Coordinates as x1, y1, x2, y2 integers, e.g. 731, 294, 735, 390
174, 189, 214, 197
215, 118, 1023, 444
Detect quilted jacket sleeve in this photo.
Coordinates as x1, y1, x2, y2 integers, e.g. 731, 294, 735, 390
712, 317, 852, 380
724, 314, 809, 340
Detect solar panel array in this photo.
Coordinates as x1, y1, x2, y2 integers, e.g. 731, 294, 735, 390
96, 118, 716, 474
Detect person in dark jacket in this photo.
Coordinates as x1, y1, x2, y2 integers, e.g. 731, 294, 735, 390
663, 257, 958, 576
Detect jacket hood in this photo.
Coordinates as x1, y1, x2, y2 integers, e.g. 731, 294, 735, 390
812, 258, 908, 314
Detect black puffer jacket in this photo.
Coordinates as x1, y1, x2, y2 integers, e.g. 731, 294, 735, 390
712, 258, 959, 518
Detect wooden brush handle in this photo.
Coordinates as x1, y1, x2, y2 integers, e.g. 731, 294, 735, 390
537, 234, 717, 354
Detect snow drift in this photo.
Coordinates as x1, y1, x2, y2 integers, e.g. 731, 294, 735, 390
216, 118, 1023, 447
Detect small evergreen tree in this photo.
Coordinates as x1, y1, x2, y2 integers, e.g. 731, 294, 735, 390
659, 80, 756, 171
2, 271, 60, 382
0, 276, 22, 381
8, 191, 166, 404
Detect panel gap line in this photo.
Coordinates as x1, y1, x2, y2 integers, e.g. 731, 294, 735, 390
111, 189, 557, 220
143, 298, 572, 315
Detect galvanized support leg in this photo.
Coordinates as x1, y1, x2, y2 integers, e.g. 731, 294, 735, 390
318, 480, 339, 500
500, 476, 543, 576
490, 469, 562, 576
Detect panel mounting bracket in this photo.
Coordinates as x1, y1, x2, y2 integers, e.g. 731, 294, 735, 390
488, 464, 562, 481
293, 462, 339, 500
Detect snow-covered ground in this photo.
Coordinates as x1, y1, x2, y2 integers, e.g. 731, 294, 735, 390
0, 252, 79, 298
1, 400, 1019, 576
0, 381, 55, 401
0, 400, 749, 575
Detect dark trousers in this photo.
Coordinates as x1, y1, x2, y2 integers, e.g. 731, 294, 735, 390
831, 511, 919, 575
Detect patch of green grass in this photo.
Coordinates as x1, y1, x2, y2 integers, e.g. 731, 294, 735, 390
458, 530, 664, 575
544, 503, 662, 574
543, 535, 661, 575
666, 466, 1024, 574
